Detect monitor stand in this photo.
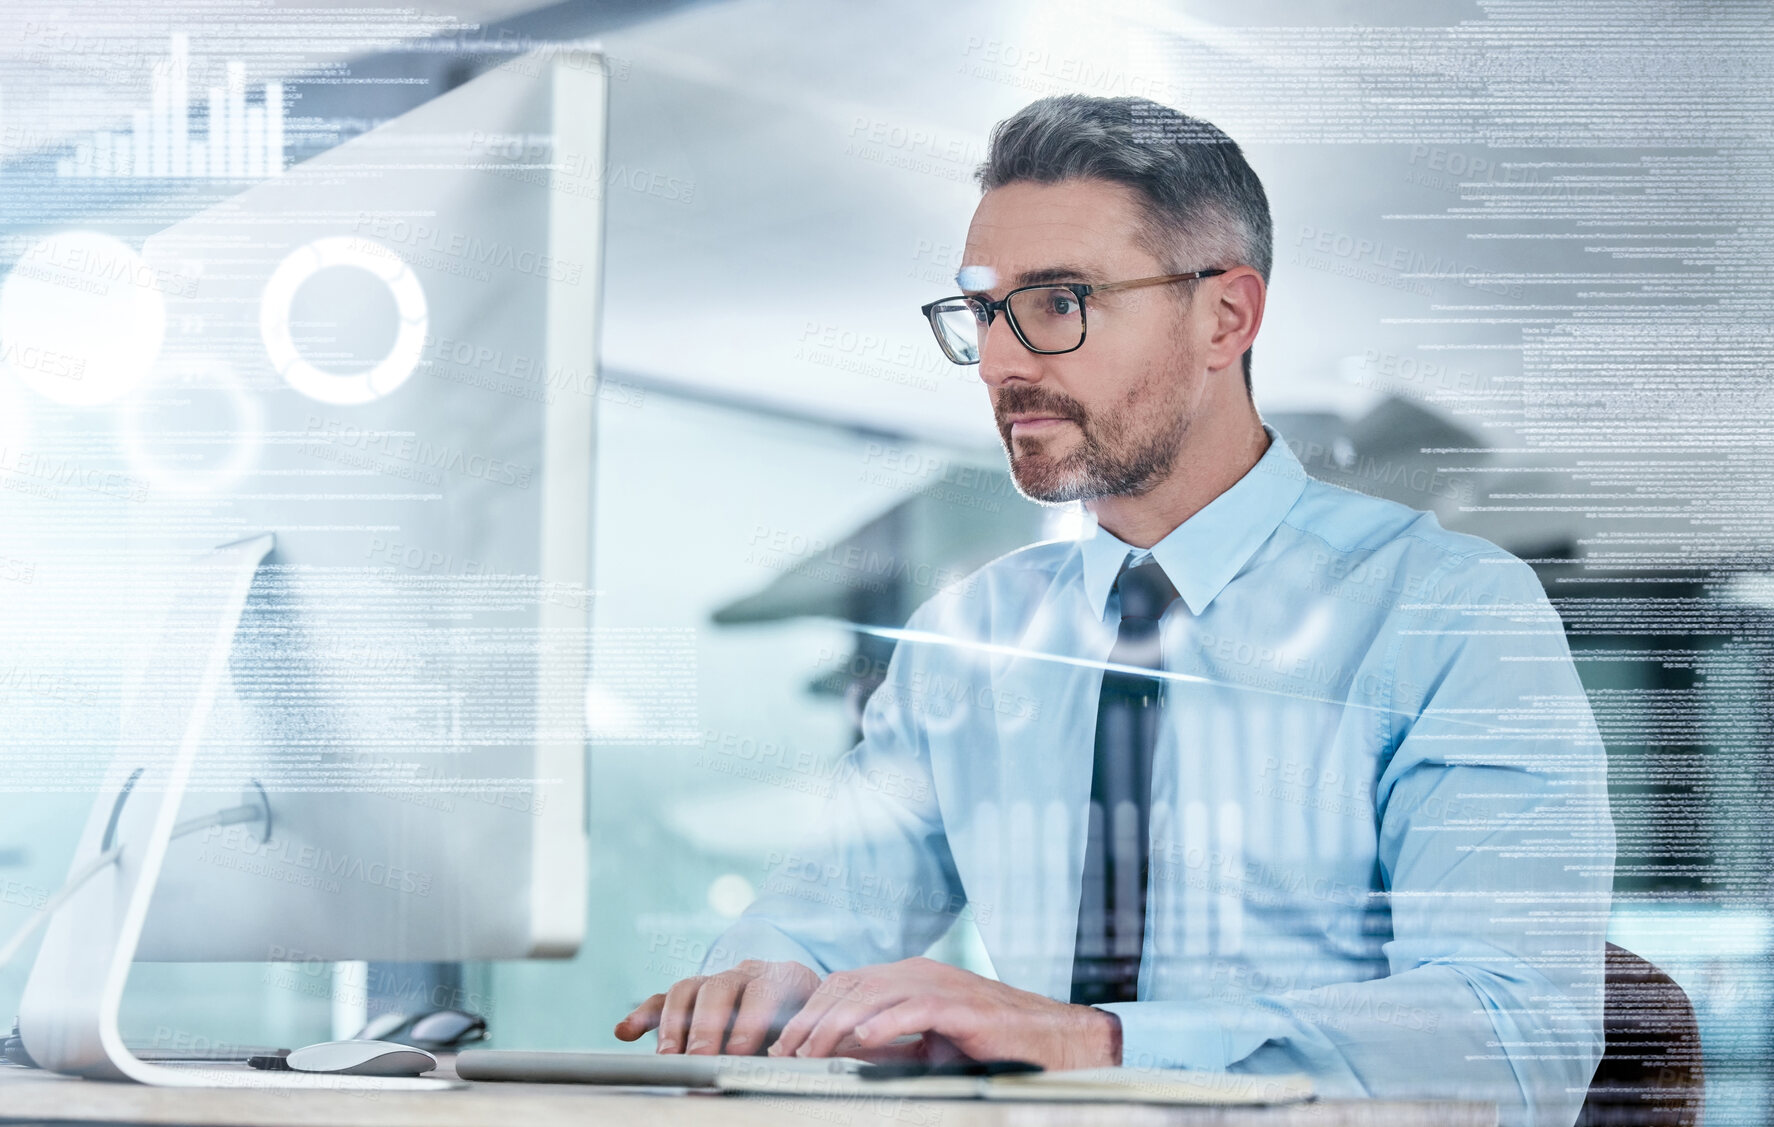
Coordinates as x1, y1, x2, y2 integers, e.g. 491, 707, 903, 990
15, 534, 456, 1090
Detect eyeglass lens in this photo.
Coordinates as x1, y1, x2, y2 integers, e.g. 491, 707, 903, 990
928, 286, 1083, 362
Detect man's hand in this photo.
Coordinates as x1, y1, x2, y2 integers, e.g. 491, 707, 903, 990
766, 956, 1121, 1071
613, 959, 819, 1055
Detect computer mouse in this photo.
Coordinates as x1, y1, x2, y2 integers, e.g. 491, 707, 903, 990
286, 1039, 438, 1077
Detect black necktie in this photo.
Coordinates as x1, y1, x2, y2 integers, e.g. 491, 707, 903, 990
1071, 555, 1181, 1005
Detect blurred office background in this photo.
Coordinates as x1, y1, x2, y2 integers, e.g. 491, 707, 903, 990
0, 0, 1769, 1120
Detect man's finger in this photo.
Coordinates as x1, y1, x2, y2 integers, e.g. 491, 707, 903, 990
795, 990, 892, 1059
684, 972, 746, 1055
724, 971, 802, 1055
784, 971, 903, 1059
851, 998, 941, 1051
655, 975, 708, 1053
613, 993, 665, 1041
769, 971, 857, 1057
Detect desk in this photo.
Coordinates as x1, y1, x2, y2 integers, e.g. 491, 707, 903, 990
0, 1058, 1497, 1126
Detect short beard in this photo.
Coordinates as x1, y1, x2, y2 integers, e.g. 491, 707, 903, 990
994, 370, 1194, 505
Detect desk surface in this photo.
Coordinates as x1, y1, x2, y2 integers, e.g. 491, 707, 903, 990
0, 1058, 1497, 1127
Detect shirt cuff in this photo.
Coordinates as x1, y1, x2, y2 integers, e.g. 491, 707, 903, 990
1095, 1000, 1278, 1072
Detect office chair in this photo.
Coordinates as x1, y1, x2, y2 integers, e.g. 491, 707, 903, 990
1575, 942, 1705, 1127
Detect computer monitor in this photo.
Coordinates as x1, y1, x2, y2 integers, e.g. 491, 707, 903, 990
13, 44, 606, 1084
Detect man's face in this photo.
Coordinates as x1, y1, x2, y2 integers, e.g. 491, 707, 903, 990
961, 178, 1206, 504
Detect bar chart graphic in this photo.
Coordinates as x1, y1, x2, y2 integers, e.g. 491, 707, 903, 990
56, 33, 285, 180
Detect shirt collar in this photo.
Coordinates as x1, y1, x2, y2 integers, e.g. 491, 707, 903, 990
1078, 424, 1310, 620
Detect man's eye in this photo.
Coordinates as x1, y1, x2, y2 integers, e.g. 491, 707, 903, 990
1046, 292, 1078, 316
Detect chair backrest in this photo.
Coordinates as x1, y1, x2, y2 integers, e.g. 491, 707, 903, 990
1576, 942, 1705, 1127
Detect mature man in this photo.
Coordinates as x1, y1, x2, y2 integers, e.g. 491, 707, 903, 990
617, 95, 1614, 1125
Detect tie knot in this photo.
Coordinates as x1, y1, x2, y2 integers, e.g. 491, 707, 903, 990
1114, 556, 1180, 622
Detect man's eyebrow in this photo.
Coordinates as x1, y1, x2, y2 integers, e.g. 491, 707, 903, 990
957, 263, 1099, 295
1017, 264, 1097, 285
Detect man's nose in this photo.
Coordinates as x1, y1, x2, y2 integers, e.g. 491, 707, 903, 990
976, 312, 1042, 389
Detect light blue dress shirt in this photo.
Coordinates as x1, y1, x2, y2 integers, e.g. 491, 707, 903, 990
706, 424, 1615, 1126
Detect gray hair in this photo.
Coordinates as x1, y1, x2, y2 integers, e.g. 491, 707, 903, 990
974, 95, 1272, 395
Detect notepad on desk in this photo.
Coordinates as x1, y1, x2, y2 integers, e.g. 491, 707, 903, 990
715, 1062, 1314, 1106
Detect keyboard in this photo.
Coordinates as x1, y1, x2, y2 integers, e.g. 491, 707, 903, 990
454, 1049, 866, 1087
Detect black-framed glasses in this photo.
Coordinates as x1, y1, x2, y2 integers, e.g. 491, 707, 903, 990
919, 270, 1227, 365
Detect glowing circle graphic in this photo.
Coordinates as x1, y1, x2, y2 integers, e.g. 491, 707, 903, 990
259, 236, 428, 405
118, 357, 263, 495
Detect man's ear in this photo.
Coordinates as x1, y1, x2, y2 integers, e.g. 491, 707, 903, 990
1203, 267, 1265, 375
